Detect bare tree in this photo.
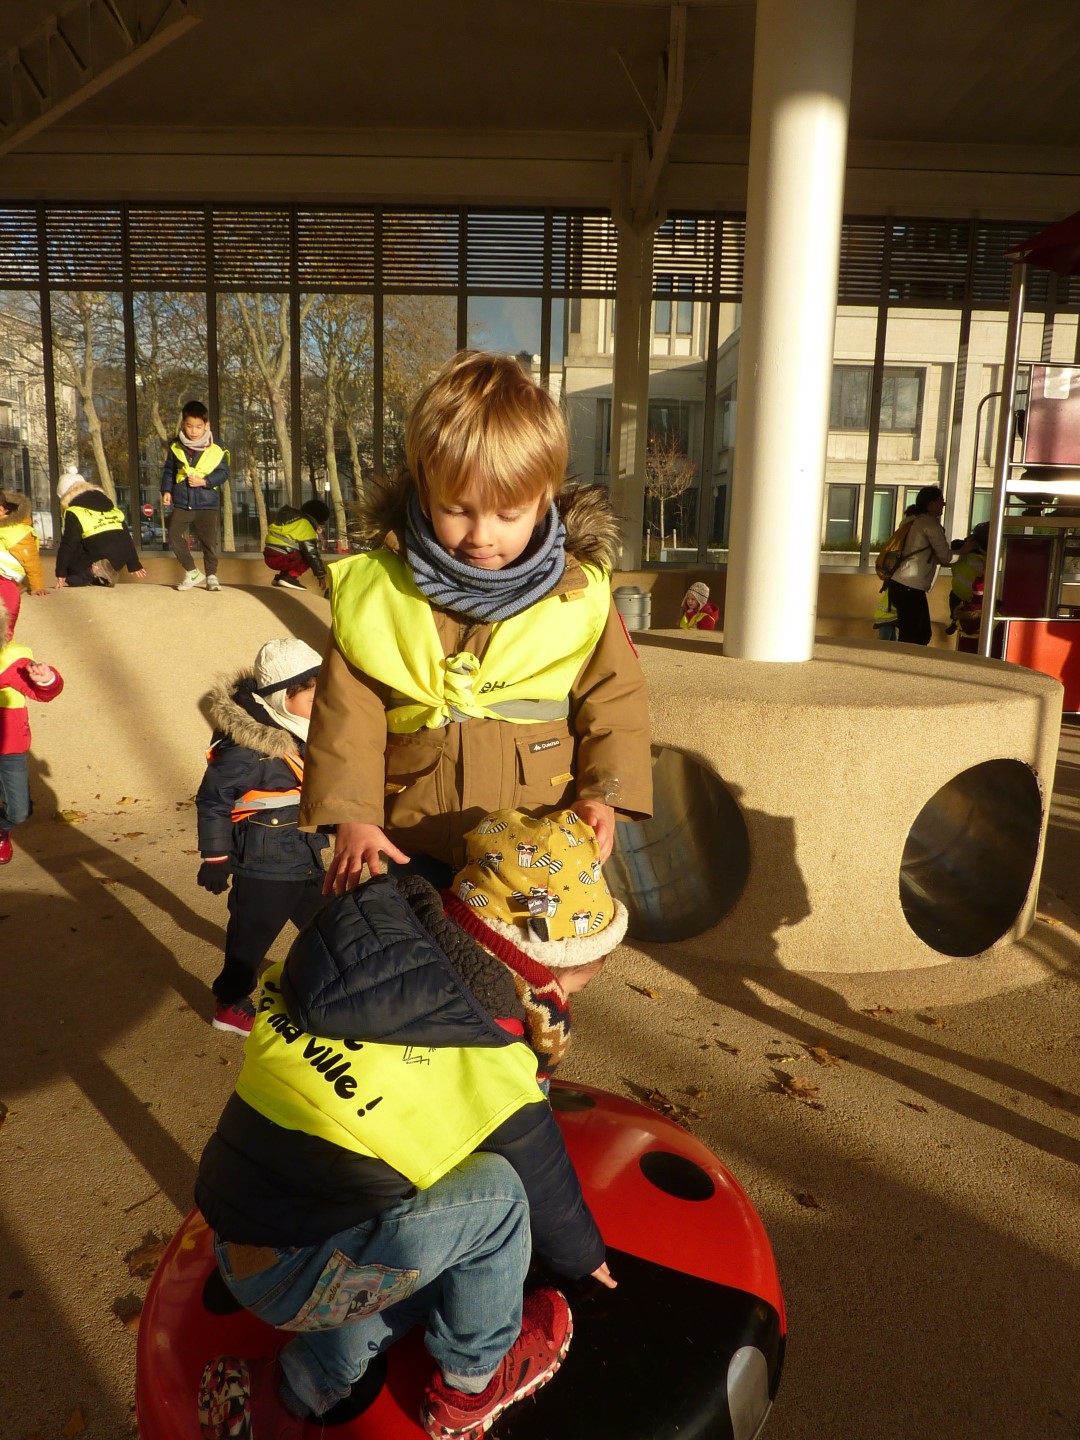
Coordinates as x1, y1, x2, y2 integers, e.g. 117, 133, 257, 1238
644, 428, 698, 560
49, 290, 126, 499
228, 293, 315, 506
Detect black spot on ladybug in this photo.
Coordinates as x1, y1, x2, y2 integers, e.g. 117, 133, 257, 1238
639, 1150, 716, 1201
201, 1269, 245, 1316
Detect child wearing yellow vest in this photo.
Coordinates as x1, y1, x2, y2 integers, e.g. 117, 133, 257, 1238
54, 469, 146, 588
299, 350, 653, 892
263, 497, 330, 591
0, 589, 63, 864
161, 399, 230, 592
195, 807, 622, 1438
0, 488, 47, 598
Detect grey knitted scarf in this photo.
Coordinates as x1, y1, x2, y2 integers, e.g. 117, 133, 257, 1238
405, 490, 567, 622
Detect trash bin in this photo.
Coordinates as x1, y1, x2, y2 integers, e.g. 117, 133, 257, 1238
612, 585, 651, 631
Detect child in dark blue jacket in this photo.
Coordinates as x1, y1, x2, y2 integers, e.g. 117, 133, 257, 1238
195, 808, 626, 1440
196, 637, 328, 1034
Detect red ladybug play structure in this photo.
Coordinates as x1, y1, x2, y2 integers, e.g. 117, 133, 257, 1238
136, 1081, 785, 1440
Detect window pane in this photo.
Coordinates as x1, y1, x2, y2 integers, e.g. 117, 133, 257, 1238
675, 279, 694, 336
133, 291, 207, 549
467, 295, 542, 362
50, 290, 129, 509
825, 484, 858, 544
301, 293, 375, 552
871, 487, 897, 546
654, 297, 672, 335
383, 294, 457, 478
0, 292, 51, 543
217, 292, 292, 551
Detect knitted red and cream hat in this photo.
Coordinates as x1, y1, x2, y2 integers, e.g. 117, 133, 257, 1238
451, 808, 628, 968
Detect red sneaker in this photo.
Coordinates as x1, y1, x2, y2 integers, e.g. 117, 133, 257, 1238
211, 997, 256, 1035
197, 1356, 305, 1440
0, 832, 12, 865
421, 1287, 573, 1440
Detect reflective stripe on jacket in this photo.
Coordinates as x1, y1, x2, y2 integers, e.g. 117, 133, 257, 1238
224, 751, 305, 823
67, 503, 126, 539
329, 550, 611, 732
236, 960, 544, 1190
0, 548, 24, 584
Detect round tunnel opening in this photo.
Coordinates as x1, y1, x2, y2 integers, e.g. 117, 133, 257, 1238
899, 758, 1043, 957
606, 745, 750, 943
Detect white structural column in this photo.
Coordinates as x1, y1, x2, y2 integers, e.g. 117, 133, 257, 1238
723, 0, 856, 662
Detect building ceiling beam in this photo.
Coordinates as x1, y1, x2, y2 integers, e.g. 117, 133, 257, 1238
0, 0, 200, 158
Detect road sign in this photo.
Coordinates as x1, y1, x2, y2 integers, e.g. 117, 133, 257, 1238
141, 503, 154, 517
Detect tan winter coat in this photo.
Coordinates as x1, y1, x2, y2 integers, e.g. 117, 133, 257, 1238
299, 480, 653, 867
0, 490, 45, 592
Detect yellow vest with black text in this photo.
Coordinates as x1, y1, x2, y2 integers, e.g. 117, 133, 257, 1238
329, 550, 610, 731
169, 440, 227, 479
0, 640, 33, 713
236, 962, 544, 1189
67, 503, 126, 539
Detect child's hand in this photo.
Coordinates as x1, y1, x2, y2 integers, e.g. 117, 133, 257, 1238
54, 577, 68, 588
571, 799, 615, 862
591, 1261, 617, 1289
29, 589, 48, 597
25, 662, 56, 686
324, 823, 410, 894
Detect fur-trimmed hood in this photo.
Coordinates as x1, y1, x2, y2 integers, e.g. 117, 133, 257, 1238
59, 479, 108, 511
347, 472, 622, 574
0, 490, 31, 527
207, 669, 300, 757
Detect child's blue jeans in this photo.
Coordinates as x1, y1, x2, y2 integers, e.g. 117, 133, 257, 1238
213, 1152, 531, 1417
0, 753, 31, 832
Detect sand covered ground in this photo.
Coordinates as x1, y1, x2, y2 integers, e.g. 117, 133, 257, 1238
1, 572, 1078, 1440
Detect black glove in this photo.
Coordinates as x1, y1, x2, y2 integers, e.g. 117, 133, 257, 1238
197, 858, 232, 894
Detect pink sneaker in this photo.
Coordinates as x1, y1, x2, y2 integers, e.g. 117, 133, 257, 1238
421, 1287, 573, 1440
0, 832, 11, 864
197, 1356, 305, 1440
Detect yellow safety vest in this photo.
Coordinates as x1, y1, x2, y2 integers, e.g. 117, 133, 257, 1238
68, 504, 126, 539
679, 609, 711, 629
329, 550, 610, 732
236, 962, 544, 1189
0, 521, 34, 553
265, 517, 317, 551
950, 550, 985, 603
0, 641, 33, 713
169, 440, 228, 480
0, 548, 25, 584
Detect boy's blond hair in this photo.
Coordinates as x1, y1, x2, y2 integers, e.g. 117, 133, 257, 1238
405, 350, 568, 510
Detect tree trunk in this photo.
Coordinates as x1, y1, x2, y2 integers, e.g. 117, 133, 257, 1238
248, 458, 268, 547
83, 400, 116, 500
220, 477, 235, 551
345, 417, 363, 500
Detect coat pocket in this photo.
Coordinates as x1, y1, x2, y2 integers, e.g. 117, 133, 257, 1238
280, 1253, 420, 1332
513, 726, 576, 811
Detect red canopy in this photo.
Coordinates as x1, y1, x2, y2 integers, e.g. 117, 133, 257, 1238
1007, 210, 1080, 275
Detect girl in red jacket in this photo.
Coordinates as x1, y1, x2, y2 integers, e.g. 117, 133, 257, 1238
0, 593, 63, 863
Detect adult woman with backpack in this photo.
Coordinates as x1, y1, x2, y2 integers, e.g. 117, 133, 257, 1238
884, 486, 954, 645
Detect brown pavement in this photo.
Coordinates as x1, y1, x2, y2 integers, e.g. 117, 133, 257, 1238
1, 575, 1077, 1440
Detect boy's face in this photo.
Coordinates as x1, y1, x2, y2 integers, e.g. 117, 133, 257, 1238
284, 684, 316, 721
181, 415, 208, 443
427, 479, 546, 571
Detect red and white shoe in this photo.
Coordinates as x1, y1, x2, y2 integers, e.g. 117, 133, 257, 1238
0, 832, 12, 864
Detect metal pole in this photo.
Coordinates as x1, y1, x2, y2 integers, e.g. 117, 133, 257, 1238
857, 221, 894, 570
978, 261, 1026, 657
967, 388, 1002, 530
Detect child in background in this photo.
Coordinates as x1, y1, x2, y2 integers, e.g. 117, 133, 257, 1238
196, 638, 328, 1035
0, 591, 63, 864
0, 488, 48, 600
263, 498, 330, 591
53, 468, 146, 588
161, 400, 230, 593
299, 350, 653, 892
679, 581, 719, 631
946, 521, 990, 636
195, 806, 624, 1438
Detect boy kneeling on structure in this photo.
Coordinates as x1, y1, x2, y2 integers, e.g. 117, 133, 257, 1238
196, 807, 624, 1440
263, 499, 330, 592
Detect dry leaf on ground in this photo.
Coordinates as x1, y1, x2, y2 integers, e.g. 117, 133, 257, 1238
54, 810, 88, 824
1037, 913, 1062, 927
644, 1088, 702, 1127
773, 1071, 825, 1108
117, 796, 136, 804
689, 1088, 708, 1100
806, 1042, 845, 1067
627, 984, 660, 1000
862, 1005, 896, 1019
899, 1100, 930, 1113
125, 1232, 169, 1279
917, 1013, 947, 1029
64, 1408, 86, 1438
791, 1190, 822, 1208
714, 1040, 740, 1055
767, 1052, 801, 1064
122, 831, 144, 840
112, 1292, 144, 1332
